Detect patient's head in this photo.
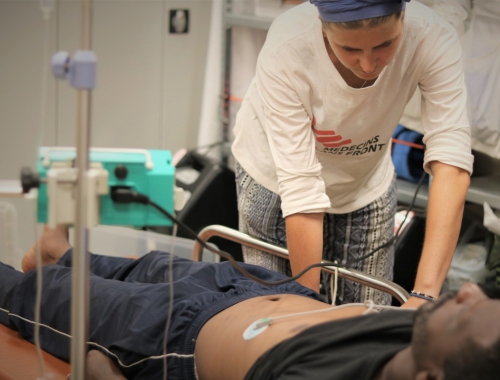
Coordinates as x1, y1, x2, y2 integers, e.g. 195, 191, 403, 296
411, 283, 500, 379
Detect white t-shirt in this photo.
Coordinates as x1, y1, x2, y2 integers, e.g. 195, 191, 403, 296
232, 1, 473, 217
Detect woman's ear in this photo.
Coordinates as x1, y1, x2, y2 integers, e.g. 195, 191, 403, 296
319, 15, 330, 37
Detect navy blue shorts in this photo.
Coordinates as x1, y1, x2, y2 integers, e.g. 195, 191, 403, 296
0, 250, 322, 379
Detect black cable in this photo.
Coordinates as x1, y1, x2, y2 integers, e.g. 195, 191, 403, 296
111, 171, 425, 287
148, 199, 345, 286
344, 171, 427, 267
111, 188, 294, 286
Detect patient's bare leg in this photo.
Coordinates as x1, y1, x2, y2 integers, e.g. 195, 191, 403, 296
86, 350, 126, 380
21, 225, 71, 273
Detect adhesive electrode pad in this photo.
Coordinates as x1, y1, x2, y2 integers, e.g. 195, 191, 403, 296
243, 318, 271, 340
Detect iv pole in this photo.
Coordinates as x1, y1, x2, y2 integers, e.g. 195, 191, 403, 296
70, 0, 93, 377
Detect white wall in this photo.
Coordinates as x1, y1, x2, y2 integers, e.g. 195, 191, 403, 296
0, 0, 212, 261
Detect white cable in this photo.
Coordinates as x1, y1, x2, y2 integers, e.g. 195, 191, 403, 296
254, 299, 413, 329
36, 0, 53, 151
33, 0, 55, 375
159, 0, 168, 150
362, 300, 412, 313
34, 222, 46, 380
363, 299, 376, 314
169, 223, 177, 258
0, 306, 193, 369
163, 222, 177, 380
254, 302, 367, 328
329, 263, 338, 305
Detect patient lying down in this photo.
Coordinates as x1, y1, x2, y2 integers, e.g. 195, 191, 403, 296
0, 226, 499, 380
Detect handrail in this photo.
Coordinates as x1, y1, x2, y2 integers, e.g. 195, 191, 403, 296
192, 225, 409, 304
41, 147, 154, 170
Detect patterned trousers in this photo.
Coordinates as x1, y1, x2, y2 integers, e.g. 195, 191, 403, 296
236, 163, 397, 305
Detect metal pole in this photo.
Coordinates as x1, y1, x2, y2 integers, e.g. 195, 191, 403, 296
70, 0, 93, 378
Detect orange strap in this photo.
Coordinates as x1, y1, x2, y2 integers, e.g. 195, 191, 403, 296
228, 95, 243, 103
391, 138, 425, 150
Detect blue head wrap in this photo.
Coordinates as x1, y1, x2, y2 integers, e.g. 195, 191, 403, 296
310, 0, 411, 23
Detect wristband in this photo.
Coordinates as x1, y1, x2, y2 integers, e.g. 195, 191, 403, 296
410, 290, 437, 302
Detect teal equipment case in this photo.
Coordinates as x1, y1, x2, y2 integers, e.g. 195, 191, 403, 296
37, 148, 175, 227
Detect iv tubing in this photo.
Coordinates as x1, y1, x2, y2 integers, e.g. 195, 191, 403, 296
34, 0, 55, 376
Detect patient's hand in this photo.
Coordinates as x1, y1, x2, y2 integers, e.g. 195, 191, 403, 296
400, 297, 428, 309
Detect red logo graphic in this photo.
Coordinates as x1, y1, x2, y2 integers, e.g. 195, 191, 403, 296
311, 117, 352, 148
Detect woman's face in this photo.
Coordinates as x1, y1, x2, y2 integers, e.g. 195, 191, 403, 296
323, 15, 404, 81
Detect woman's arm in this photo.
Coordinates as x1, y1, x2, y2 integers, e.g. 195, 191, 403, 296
285, 212, 324, 292
403, 12, 474, 307
402, 161, 470, 308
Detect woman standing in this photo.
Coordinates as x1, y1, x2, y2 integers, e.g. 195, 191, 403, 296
232, 0, 472, 307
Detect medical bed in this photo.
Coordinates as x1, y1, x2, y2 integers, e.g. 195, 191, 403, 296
0, 324, 70, 380
0, 224, 409, 379
192, 225, 410, 304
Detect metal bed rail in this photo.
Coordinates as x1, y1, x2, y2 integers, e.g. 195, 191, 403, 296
192, 225, 409, 304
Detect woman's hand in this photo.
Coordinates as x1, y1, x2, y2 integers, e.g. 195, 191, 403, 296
400, 296, 429, 309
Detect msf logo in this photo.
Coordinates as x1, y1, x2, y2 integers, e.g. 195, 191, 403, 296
311, 117, 352, 148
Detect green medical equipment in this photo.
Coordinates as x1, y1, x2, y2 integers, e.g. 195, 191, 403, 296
36, 147, 175, 227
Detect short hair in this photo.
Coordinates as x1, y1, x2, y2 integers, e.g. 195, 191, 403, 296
321, 11, 403, 30
443, 338, 500, 380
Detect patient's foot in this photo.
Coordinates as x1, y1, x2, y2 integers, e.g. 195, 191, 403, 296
86, 350, 126, 380
21, 225, 71, 273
